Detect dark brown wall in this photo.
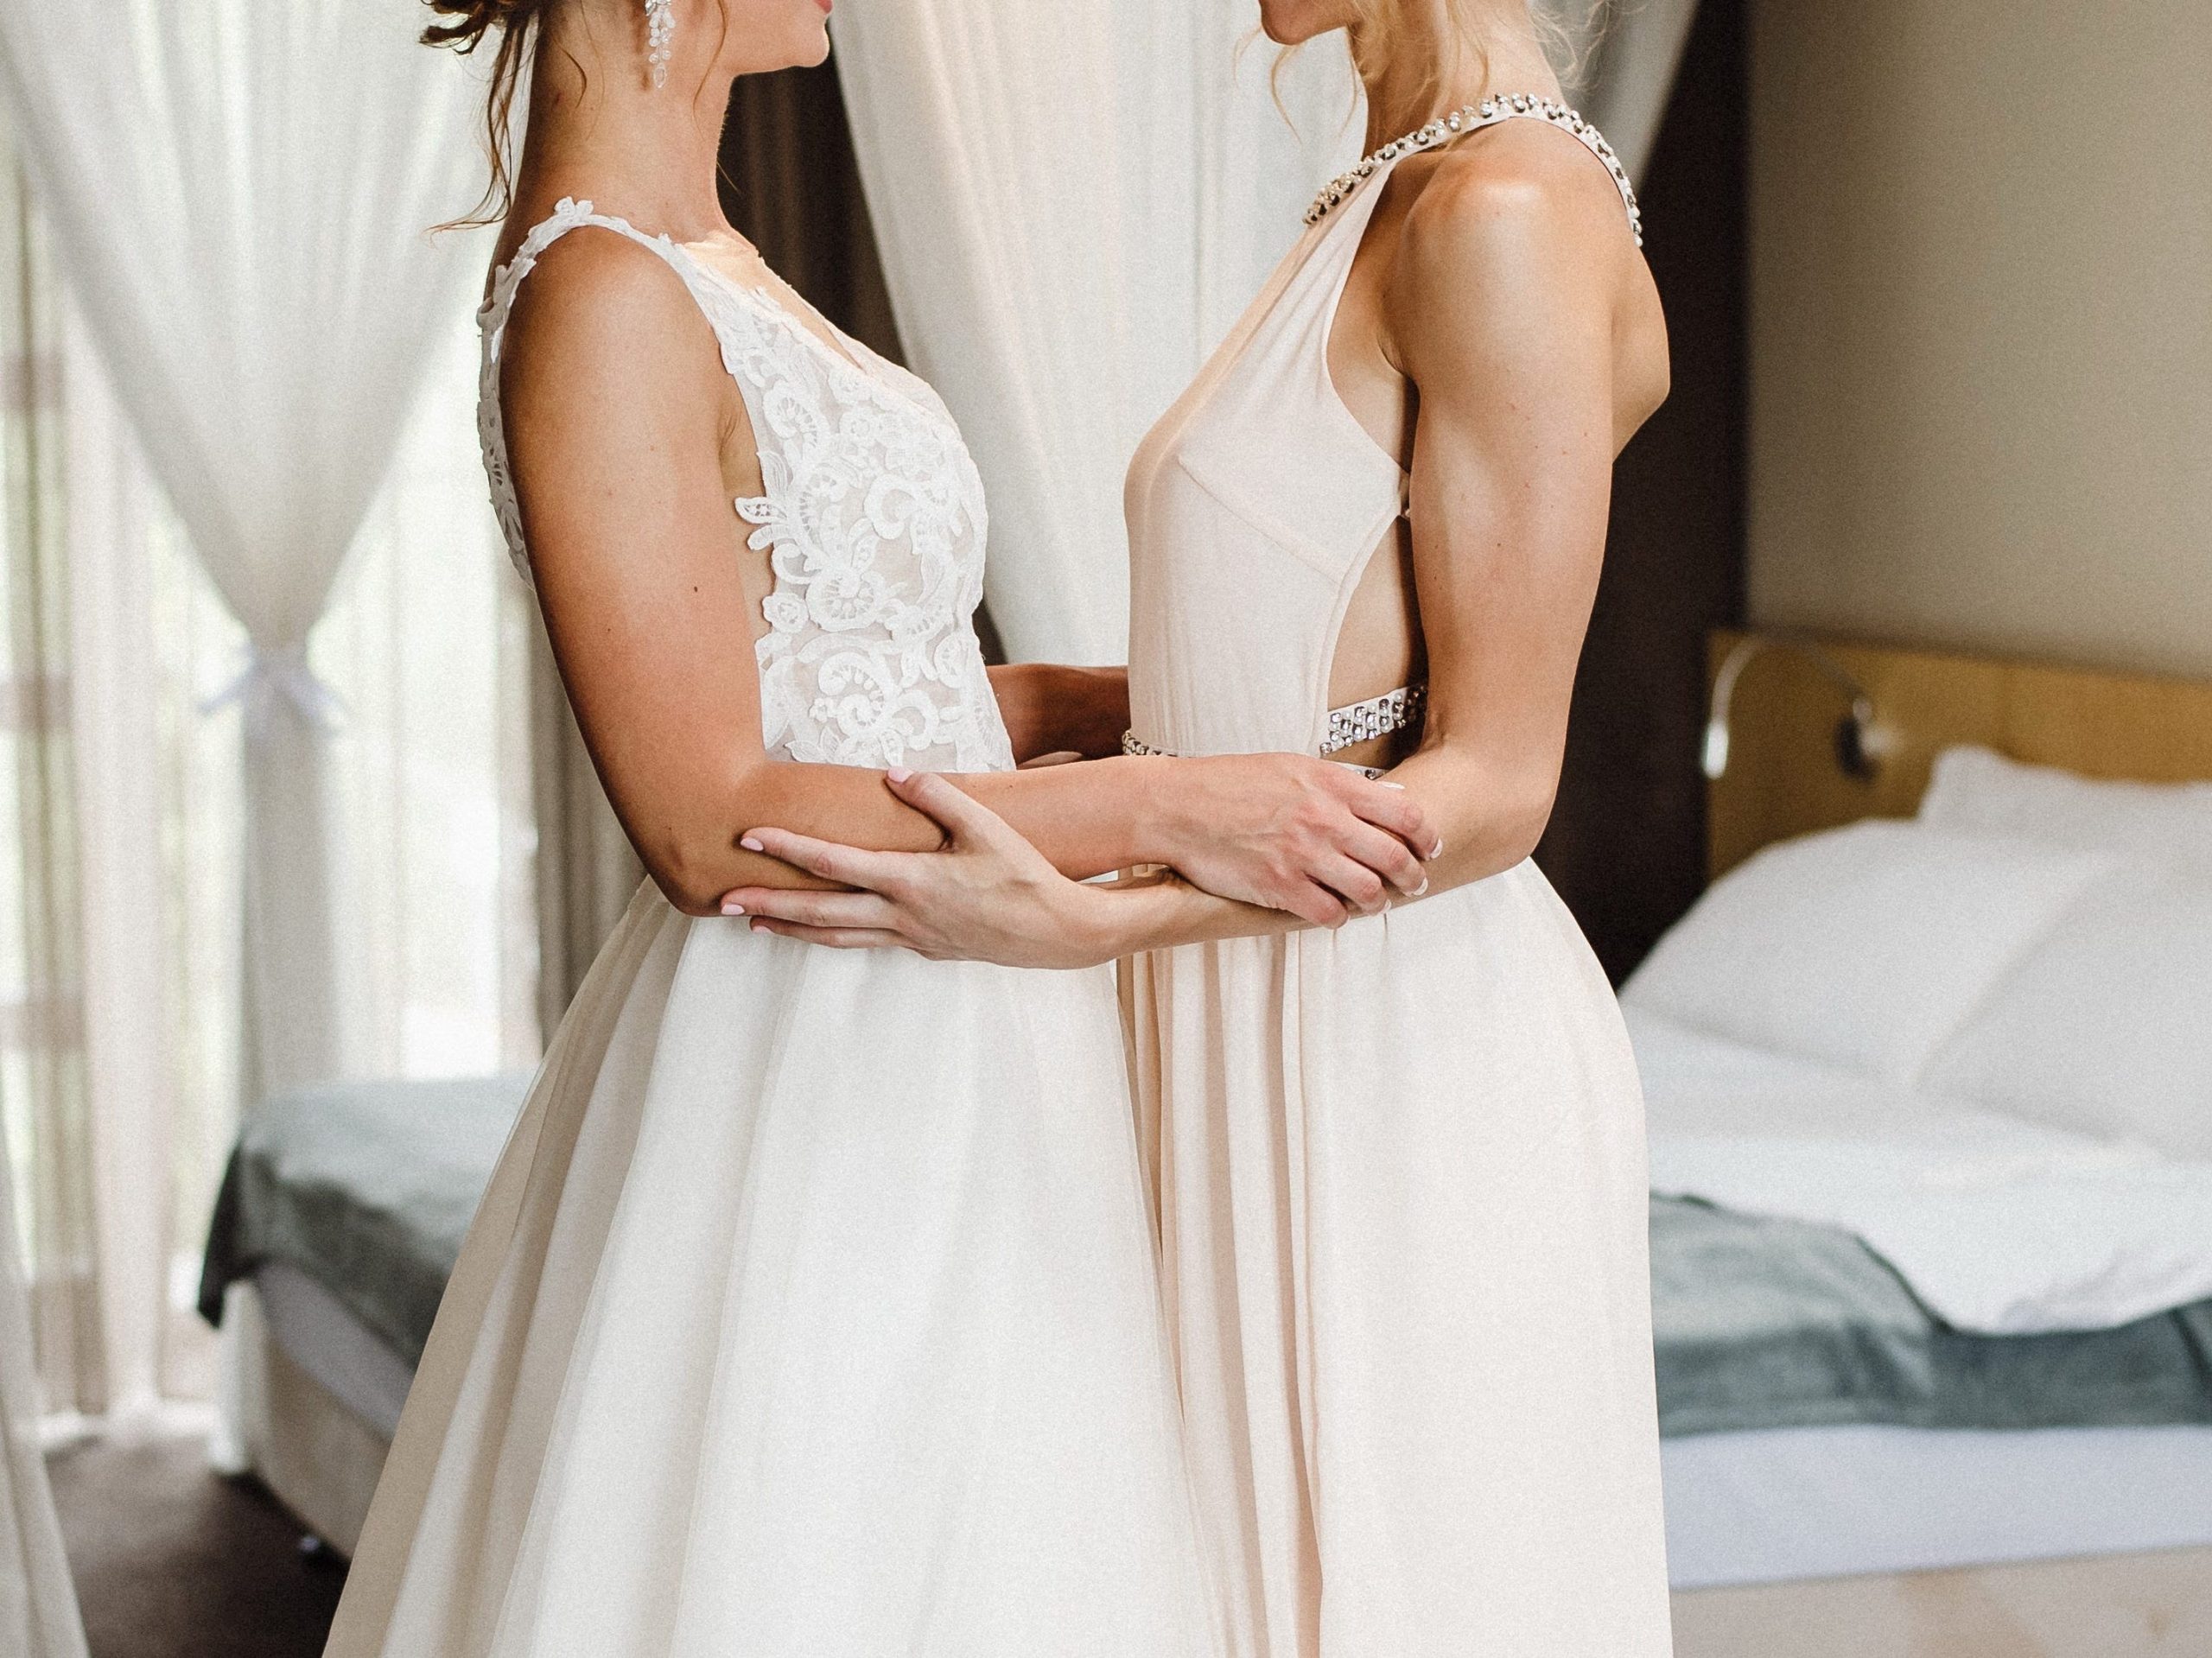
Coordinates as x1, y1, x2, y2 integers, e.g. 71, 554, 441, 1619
717, 59, 901, 362
1535, 0, 1749, 981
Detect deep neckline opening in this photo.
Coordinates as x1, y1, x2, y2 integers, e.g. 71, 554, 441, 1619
1313, 163, 1416, 489
676, 240, 873, 378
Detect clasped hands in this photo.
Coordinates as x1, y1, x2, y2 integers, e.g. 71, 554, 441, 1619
717, 753, 1442, 970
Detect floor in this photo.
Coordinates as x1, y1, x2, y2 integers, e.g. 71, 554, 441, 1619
48, 1433, 343, 1658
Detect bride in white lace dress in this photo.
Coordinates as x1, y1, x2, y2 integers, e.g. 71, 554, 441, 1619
327, 3, 1440, 1654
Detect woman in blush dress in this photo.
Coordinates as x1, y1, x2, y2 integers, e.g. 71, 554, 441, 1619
721, 0, 1677, 1650
324, 1, 1443, 1653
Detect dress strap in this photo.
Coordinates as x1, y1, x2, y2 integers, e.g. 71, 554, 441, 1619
1306, 95, 1642, 248
480, 197, 705, 358
475, 198, 771, 584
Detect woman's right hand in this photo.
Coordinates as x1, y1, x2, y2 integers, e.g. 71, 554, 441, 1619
1143, 753, 1440, 927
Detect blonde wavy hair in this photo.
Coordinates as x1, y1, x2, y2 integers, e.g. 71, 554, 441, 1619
1292, 1, 1609, 124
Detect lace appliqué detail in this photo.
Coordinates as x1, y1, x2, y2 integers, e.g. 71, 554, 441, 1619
714, 300, 1001, 773
477, 199, 1014, 776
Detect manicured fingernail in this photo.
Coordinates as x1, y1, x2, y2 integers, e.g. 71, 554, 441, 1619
1379, 781, 1407, 790
1428, 842, 1444, 860
740, 835, 765, 852
721, 900, 745, 916
887, 766, 912, 784
1414, 878, 1429, 897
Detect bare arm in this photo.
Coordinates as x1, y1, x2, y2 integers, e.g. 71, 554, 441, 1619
988, 664, 1128, 763
1360, 139, 1639, 892
504, 230, 1432, 922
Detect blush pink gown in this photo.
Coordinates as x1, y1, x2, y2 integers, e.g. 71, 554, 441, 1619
1122, 102, 1675, 1657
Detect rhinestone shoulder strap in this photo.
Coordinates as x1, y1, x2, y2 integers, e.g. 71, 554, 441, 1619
1306, 93, 1642, 247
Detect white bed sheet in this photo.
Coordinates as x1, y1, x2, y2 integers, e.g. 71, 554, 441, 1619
1663, 1422, 2212, 1589
1631, 1012, 2212, 1588
253, 1261, 413, 1441
1629, 1009, 2212, 1334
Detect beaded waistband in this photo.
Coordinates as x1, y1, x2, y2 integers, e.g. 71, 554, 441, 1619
1121, 683, 1426, 780
1320, 683, 1425, 756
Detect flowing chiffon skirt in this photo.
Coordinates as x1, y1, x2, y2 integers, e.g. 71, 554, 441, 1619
327, 883, 1217, 1658
1133, 863, 1673, 1656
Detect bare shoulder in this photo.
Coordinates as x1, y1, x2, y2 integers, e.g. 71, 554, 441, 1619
1384, 122, 1667, 427
1393, 121, 1637, 304
499, 225, 726, 416
492, 221, 752, 586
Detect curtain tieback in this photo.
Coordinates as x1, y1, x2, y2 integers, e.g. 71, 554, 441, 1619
198, 640, 344, 738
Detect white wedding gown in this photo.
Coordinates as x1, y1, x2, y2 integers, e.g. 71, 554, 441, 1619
325, 200, 1217, 1658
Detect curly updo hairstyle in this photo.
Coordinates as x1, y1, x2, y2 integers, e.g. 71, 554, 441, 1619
423, 0, 548, 224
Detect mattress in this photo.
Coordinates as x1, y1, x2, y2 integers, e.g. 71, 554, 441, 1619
1633, 1006, 2212, 1585
202, 1064, 2212, 1441
254, 1259, 415, 1440
249, 1243, 2212, 1592
1662, 1422, 2212, 1588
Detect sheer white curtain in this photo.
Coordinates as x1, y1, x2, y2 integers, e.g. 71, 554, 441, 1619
0, 0, 487, 1109
1, 5, 532, 1429
0, 1140, 85, 1658
64, 295, 531, 1426
832, 6, 1361, 663
0, 123, 89, 1658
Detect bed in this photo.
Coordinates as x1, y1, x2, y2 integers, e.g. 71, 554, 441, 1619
1651, 633, 2212, 1657
198, 1072, 531, 1555
196, 634, 2212, 1656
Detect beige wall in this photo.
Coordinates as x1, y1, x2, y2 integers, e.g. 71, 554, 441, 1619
1748, 1, 2212, 678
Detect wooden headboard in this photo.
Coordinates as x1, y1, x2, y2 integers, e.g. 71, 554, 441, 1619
1707, 632, 2212, 878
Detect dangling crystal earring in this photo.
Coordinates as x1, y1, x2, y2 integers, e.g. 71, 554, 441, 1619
644, 0, 674, 88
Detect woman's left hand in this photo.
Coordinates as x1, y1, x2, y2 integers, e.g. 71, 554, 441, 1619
719, 769, 1123, 969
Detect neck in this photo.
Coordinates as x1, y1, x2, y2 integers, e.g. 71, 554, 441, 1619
1353, 4, 1562, 152
510, 22, 736, 243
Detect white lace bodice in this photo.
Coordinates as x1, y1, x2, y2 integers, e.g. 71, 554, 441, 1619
479, 199, 1014, 773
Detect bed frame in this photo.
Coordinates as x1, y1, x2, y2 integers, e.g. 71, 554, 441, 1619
229, 1281, 389, 1558
1705, 631, 2212, 878
1676, 631, 2212, 1658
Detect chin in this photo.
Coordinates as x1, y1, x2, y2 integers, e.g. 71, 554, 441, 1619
733, 0, 834, 73
797, 20, 831, 68
1257, 0, 1356, 46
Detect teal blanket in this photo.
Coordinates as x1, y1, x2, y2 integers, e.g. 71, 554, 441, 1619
199, 1081, 2212, 1434
1652, 1194, 2212, 1436
198, 1074, 531, 1366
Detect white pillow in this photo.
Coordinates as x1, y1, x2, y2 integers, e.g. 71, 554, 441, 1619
1623, 820, 2115, 1083
1923, 873, 2212, 1158
1920, 745, 2212, 880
